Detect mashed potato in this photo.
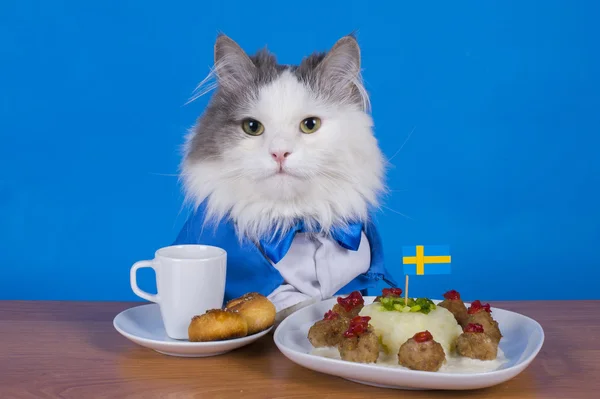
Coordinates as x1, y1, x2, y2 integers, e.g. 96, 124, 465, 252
360, 302, 463, 356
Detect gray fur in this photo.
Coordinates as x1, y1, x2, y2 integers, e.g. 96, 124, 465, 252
187, 34, 364, 162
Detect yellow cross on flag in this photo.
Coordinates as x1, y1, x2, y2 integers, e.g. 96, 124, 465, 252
402, 245, 451, 275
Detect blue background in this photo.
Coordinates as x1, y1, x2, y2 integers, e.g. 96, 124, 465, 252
1, 1, 598, 301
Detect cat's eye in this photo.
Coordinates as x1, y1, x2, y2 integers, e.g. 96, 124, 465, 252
300, 117, 321, 134
241, 118, 264, 136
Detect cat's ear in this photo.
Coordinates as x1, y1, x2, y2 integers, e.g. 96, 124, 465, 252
213, 34, 256, 91
317, 35, 361, 88
316, 35, 368, 109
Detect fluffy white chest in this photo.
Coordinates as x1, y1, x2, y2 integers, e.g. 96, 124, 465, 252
267, 232, 371, 312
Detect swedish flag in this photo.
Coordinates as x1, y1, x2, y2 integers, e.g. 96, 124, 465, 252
402, 245, 451, 275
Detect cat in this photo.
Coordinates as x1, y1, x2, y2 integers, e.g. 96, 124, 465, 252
174, 34, 396, 318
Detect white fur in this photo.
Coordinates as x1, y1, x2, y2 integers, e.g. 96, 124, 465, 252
182, 70, 385, 242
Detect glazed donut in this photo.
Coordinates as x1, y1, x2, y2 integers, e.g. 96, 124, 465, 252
225, 292, 276, 335
188, 309, 248, 342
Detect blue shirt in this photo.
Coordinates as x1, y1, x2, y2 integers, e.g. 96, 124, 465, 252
173, 202, 397, 304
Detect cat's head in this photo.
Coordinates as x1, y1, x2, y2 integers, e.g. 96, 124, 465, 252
181, 34, 385, 241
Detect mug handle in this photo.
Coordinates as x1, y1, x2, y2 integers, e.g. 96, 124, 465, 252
130, 260, 160, 303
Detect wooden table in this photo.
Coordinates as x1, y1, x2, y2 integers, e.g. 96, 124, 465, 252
0, 300, 598, 398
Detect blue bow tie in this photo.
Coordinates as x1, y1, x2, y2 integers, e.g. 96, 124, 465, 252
258, 220, 364, 264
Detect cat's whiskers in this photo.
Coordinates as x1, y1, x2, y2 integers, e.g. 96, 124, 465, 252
381, 205, 413, 220
149, 172, 179, 177
316, 169, 360, 187
387, 126, 416, 164
185, 64, 220, 105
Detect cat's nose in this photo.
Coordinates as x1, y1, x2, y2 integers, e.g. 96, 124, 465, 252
271, 151, 291, 164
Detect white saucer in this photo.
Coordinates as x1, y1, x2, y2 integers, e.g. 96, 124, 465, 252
274, 297, 545, 390
113, 303, 272, 357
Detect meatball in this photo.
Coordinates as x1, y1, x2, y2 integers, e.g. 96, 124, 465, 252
398, 331, 446, 372
337, 316, 379, 363
332, 291, 365, 319
373, 287, 403, 303
438, 290, 469, 327
466, 312, 502, 343
338, 330, 379, 363
308, 311, 350, 348
439, 300, 469, 327
466, 300, 502, 343
456, 323, 498, 361
332, 303, 362, 319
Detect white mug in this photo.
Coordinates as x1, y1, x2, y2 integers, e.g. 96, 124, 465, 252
130, 244, 227, 340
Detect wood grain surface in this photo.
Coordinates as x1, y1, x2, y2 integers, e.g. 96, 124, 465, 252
0, 300, 598, 398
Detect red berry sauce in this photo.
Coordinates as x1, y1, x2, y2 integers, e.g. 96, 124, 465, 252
413, 330, 434, 343
443, 290, 461, 300
464, 323, 485, 333
337, 291, 364, 312
382, 287, 403, 297
343, 316, 371, 338
467, 300, 491, 314
323, 310, 339, 320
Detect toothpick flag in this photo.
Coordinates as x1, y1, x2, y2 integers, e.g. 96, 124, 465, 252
402, 245, 451, 275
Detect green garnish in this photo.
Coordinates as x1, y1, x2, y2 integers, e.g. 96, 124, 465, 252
379, 296, 436, 314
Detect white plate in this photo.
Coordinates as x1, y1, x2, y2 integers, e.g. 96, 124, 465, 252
274, 297, 544, 390
113, 303, 272, 357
